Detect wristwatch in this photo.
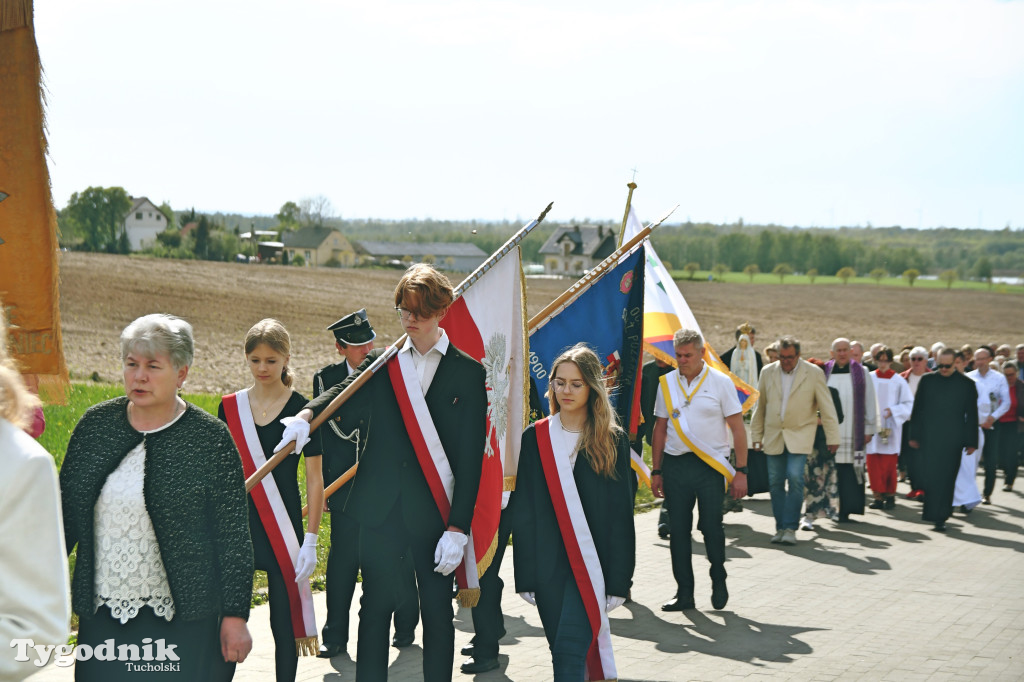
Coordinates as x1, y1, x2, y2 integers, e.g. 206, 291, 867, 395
650, 469, 662, 476
735, 466, 749, 474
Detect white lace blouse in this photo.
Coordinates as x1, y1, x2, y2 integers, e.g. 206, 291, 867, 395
92, 411, 185, 623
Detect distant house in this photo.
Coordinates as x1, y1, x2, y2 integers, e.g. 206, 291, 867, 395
281, 227, 356, 267
354, 241, 488, 273
537, 224, 617, 275
122, 197, 166, 251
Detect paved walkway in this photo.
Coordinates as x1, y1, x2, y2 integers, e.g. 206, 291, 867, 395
31, 475, 1024, 681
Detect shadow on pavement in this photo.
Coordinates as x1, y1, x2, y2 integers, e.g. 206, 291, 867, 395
613, 599, 824, 665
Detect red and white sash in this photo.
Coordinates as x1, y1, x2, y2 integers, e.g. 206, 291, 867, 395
535, 416, 617, 682
221, 390, 318, 656
387, 349, 482, 606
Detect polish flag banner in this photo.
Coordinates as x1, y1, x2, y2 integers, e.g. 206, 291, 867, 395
440, 248, 527, 577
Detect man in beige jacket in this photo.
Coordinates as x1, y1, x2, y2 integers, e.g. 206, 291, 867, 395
751, 336, 840, 545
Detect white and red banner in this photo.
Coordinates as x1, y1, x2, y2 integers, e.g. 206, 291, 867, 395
222, 390, 318, 655
535, 416, 617, 682
439, 248, 527, 578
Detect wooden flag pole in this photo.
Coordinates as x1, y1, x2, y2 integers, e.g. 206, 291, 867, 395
616, 181, 638, 248
528, 204, 677, 335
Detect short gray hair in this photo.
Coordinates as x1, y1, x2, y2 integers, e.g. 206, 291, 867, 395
120, 314, 194, 370
910, 346, 928, 359
672, 328, 704, 350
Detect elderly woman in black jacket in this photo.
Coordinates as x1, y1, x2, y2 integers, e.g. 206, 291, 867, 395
60, 314, 253, 681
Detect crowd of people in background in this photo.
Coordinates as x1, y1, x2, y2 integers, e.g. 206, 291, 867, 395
736, 330, 1024, 536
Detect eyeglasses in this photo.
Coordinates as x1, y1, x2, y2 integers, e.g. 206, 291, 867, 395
394, 307, 421, 321
936, 363, 954, 369
911, 357, 926, 362
552, 379, 586, 393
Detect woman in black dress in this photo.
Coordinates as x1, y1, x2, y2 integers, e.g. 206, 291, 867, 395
218, 318, 324, 682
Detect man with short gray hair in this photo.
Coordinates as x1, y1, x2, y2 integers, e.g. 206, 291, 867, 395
751, 336, 840, 545
652, 329, 747, 611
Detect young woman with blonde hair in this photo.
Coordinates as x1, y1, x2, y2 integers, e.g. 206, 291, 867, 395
218, 318, 324, 681
514, 343, 635, 682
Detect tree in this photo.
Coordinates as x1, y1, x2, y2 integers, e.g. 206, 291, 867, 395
869, 267, 887, 285
743, 263, 760, 282
712, 263, 729, 281
684, 262, 701, 280
299, 195, 334, 228
195, 215, 211, 259
157, 201, 176, 230
292, 254, 306, 267
974, 256, 993, 288
806, 267, 818, 284
940, 269, 958, 289
837, 266, 856, 284
772, 263, 793, 283
903, 268, 920, 286
63, 186, 132, 252
275, 201, 300, 230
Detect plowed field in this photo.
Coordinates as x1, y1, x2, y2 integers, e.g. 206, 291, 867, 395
59, 252, 1016, 395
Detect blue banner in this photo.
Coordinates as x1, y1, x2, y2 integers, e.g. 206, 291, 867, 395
528, 249, 645, 432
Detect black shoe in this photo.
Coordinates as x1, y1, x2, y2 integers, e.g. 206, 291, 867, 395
837, 514, 858, 523
392, 633, 415, 648
884, 497, 896, 510
869, 499, 885, 510
711, 579, 729, 610
932, 522, 946, 532
661, 597, 696, 612
317, 642, 345, 659
460, 644, 475, 657
657, 524, 670, 539
460, 657, 500, 674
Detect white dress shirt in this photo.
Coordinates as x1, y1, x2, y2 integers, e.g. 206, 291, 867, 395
400, 328, 450, 395
967, 367, 1011, 423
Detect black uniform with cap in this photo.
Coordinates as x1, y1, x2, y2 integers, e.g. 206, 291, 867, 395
315, 310, 419, 658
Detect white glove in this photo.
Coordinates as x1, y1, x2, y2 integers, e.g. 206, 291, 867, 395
518, 592, 537, 606
294, 533, 317, 582
606, 595, 626, 612
275, 416, 311, 454
433, 530, 468, 575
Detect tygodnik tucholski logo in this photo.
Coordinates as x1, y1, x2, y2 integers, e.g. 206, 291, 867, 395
11, 637, 180, 671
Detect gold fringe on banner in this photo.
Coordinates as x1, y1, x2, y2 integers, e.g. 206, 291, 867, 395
502, 475, 517, 492
294, 635, 319, 657
456, 587, 481, 609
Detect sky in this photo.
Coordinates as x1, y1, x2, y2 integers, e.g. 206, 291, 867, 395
34, 0, 1024, 229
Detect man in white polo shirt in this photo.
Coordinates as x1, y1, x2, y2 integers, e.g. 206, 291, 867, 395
651, 328, 748, 612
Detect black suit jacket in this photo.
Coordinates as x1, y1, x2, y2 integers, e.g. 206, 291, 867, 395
513, 424, 635, 598
313, 360, 359, 512
306, 345, 487, 536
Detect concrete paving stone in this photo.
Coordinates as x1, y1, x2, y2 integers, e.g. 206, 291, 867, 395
25, 474, 1024, 681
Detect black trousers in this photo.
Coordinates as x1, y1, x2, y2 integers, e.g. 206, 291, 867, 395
981, 426, 1001, 497
836, 463, 865, 516
996, 421, 1021, 487
76, 605, 231, 681
254, 532, 298, 682
468, 502, 514, 659
357, 502, 455, 682
662, 453, 726, 599
321, 509, 419, 648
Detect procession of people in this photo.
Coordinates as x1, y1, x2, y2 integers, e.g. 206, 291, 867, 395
3, 262, 1023, 681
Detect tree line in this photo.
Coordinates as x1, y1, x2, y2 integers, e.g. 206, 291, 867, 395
57, 188, 1024, 279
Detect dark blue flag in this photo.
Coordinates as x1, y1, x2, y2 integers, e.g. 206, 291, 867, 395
528, 248, 645, 433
